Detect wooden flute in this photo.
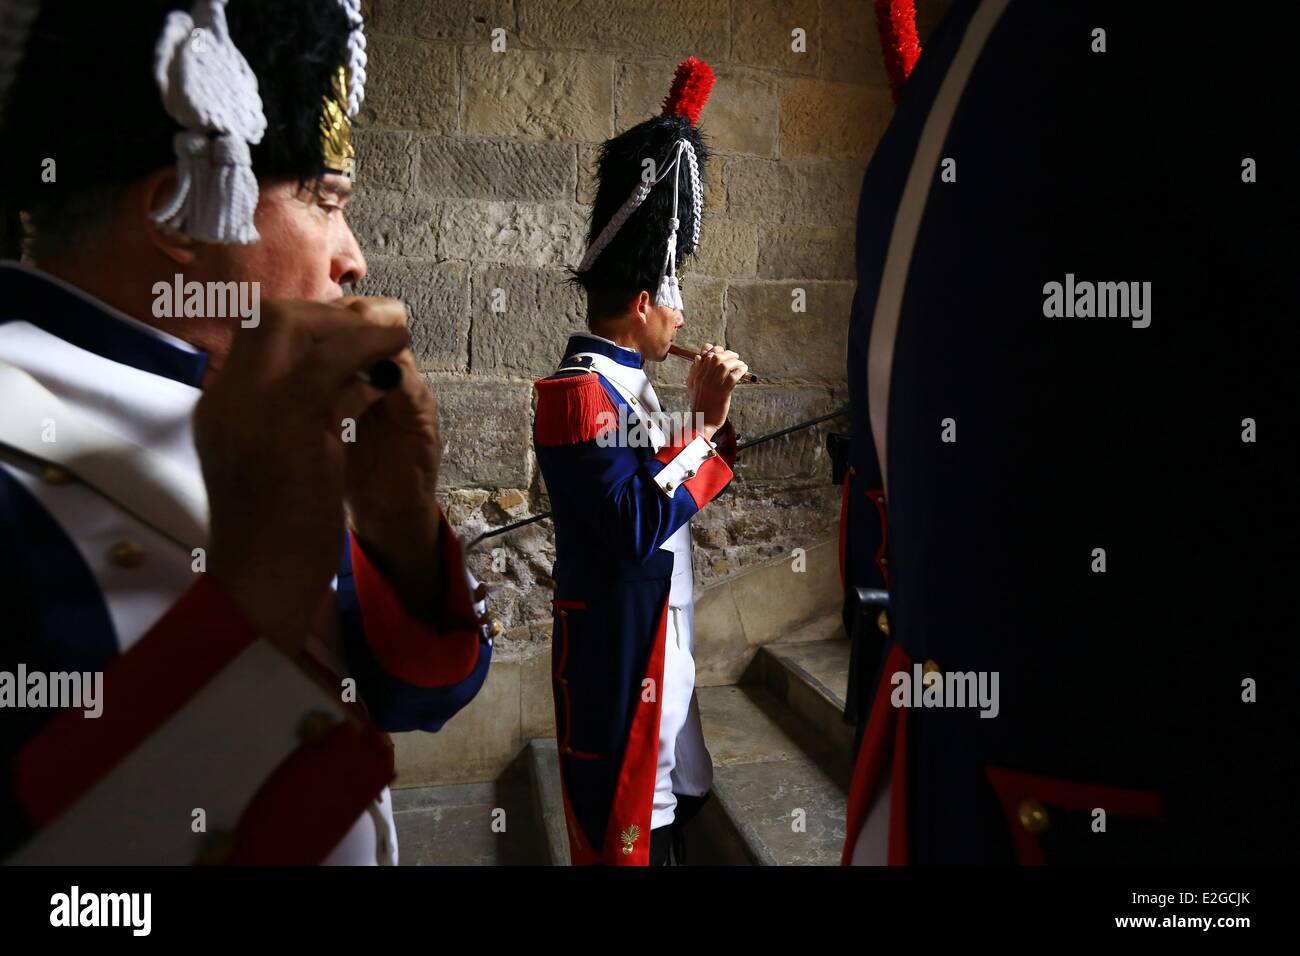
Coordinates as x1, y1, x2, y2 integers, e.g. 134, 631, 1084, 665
667, 343, 759, 384
357, 358, 402, 390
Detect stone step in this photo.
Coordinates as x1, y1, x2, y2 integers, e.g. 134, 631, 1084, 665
754, 636, 855, 761
776, 610, 848, 648
522, 626, 856, 866
526, 735, 754, 866
391, 757, 547, 865
528, 738, 570, 866
695, 684, 849, 866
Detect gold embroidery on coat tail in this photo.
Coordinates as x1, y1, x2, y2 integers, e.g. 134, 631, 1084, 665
620, 824, 640, 855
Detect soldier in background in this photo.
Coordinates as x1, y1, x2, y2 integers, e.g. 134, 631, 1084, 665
533, 59, 748, 866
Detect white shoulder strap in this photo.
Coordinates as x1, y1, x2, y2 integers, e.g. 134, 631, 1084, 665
563, 351, 668, 450
0, 356, 209, 551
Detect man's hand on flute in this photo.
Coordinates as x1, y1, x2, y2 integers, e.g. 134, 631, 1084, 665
686, 343, 749, 442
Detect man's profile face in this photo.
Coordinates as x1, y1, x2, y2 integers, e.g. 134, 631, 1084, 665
643, 299, 684, 362
216, 173, 367, 304
181, 173, 367, 379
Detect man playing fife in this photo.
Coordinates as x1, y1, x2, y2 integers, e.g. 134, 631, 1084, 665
534, 58, 748, 866
0, 0, 492, 864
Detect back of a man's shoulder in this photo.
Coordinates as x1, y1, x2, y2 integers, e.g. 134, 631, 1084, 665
533, 371, 618, 449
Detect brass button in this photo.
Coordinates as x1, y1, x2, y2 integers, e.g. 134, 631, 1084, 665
877, 610, 889, 635
664, 482, 675, 492
196, 831, 235, 865
108, 540, 145, 569
482, 608, 497, 621
488, 619, 503, 638
685, 469, 696, 479
629, 397, 638, 405
557, 608, 567, 619
922, 659, 941, 678
297, 710, 337, 746
880, 557, 888, 566
561, 745, 573, 755
1018, 798, 1049, 834
705, 448, 717, 459
41, 465, 73, 485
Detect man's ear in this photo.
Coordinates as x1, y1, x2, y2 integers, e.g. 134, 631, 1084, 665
633, 289, 652, 326
136, 167, 197, 266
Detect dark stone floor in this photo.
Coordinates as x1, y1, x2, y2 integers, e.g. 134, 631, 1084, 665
392, 758, 546, 866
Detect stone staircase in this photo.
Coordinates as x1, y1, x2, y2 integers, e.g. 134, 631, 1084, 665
526, 612, 854, 866
391, 756, 547, 865
392, 611, 855, 865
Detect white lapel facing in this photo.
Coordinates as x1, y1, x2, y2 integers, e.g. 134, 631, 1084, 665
0, 323, 208, 551
569, 351, 669, 452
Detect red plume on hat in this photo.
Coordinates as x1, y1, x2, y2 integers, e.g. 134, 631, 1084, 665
874, 0, 921, 102
661, 57, 715, 125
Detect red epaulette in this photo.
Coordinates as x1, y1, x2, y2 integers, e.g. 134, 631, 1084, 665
534, 373, 618, 447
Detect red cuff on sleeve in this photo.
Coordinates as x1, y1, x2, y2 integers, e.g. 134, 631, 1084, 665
16, 576, 259, 826
651, 427, 698, 466
682, 455, 732, 509
349, 506, 482, 689
651, 427, 734, 510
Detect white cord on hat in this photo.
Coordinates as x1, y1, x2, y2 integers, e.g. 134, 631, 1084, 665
152, 0, 266, 244
578, 180, 649, 273
578, 138, 702, 287
337, 0, 366, 117
684, 138, 702, 251
654, 137, 703, 309
655, 143, 685, 309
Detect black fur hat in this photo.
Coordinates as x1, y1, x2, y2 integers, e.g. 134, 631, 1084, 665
571, 58, 716, 317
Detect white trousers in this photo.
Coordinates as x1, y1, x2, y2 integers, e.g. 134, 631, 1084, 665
651, 602, 713, 829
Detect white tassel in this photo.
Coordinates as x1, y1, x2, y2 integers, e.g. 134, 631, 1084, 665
655, 274, 684, 311
151, 132, 204, 226
152, 0, 266, 245
163, 132, 259, 244
653, 145, 686, 309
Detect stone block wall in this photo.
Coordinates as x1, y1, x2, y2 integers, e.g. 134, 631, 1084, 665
353, 0, 954, 647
